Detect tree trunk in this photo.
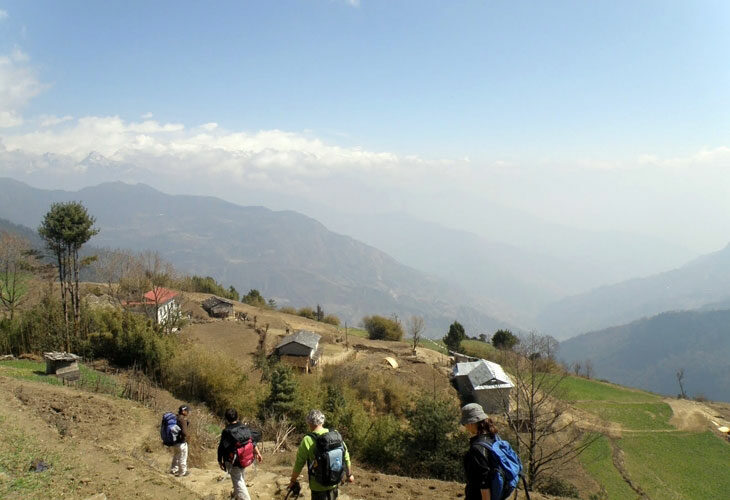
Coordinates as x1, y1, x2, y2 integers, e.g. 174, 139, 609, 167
73, 246, 80, 338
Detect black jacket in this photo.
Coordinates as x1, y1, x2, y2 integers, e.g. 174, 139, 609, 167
217, 422, 261, 465
463, 434, 498, 500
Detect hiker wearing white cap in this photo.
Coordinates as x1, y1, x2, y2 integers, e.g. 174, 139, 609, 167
170, 405, 190, 477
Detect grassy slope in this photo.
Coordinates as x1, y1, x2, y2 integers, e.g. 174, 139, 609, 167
560, 375, 730, 499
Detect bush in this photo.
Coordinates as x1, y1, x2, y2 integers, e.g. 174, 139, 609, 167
243, 289, 268, 308
363, 315, 404, 341
297, 307, 316, 320
182, 275, 239, 301
536, 476, 580, 498
260, 364, 302, 423
403, 395, 467, 480
278, 306, 297, 315
163, 344, 259, 418
443, 321, 466, 352
322, 314, 341, 326
491, 329, 519, 350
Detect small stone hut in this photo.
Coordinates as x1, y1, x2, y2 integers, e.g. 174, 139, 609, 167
201, 296, 234, 318
44, 352, 81, 381
275, 330, 321, 373
452, 359, 514, 414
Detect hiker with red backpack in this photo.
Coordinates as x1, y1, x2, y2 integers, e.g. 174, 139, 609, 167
217, 408, 263, 500
161, 405, 190, 477
461, 403, 529, 500
288, 409, 354, 500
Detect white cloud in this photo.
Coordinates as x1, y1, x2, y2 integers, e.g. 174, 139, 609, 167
0, 10, 8, 21
0, 49, 46, 128
39, 114, 73, 127
141, 112, 154, 119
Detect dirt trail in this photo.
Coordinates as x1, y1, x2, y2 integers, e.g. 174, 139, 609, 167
665, 398, 730, 434
1, 376, 559, 500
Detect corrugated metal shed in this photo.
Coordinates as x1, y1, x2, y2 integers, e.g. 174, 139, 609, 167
276, 330, 321, 353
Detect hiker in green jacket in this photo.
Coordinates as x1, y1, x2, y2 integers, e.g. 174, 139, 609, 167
289, 409, 354, 500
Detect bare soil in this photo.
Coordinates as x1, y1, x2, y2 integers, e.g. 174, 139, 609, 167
1, 374, 565, 500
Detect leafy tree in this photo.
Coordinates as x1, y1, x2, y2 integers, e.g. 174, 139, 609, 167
38, 201, 98, 349
0, 232, 36, 320
228, 286, 240, 302
322, 314, 340, 326
315, 304, 324, 322
261, 364, 299, 420
442, 321, 466, 352
363, 315, 404, 341
243, 288, 267, 307
492, 329, 520, 350
297, 306, 315, 320
403, 395, 467, 480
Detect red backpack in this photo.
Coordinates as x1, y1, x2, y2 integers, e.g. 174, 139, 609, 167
235, 438, 255, 468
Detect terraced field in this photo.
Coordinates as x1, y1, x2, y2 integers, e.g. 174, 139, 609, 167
560, 376, 730, 499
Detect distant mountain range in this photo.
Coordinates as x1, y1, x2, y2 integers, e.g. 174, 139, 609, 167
559, 308, 730, 402
539, 243, 730, 338
0, 177, 513, 337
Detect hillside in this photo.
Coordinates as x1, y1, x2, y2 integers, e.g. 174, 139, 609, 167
0, 177, 513, 337
559, 309, 730, 401
538, 242, 730, 338
316, 211, 694, 326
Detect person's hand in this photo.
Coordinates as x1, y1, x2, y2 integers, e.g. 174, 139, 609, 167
288, 479, 297, 490
255, 449, 263, 463
219, 462, 226, 471
346, 474, 355, 483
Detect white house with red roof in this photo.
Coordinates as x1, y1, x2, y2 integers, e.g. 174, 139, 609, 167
124, 287, 180, 325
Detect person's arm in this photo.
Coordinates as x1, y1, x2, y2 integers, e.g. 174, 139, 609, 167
217, 437, 226, 469
480, 489, 490, 500
289, 435, 313, 487
343, 441, 354, 483
178, 417, 188, 442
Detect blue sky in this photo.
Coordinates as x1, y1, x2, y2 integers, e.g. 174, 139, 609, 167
0, 1, 729, 252
4, 0, 728, 158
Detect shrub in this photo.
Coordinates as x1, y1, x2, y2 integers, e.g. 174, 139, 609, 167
443, 321, 466, 352
163, 344, 258, 417
278, 306, 297, 315
491, 329, 519, 350
322, 314, 341, 326
359, 415, 403, 466
363, 315, 404, 341
536, 476, 580, 498
260, 364, 301, 423
243, 289, 268, 308
403, 395, 467, 480
297, 307, 316, 320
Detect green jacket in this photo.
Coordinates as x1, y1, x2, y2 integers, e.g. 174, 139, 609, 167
292, 428, 351, 491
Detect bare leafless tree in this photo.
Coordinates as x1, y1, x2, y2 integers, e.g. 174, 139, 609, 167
505, 332, 598, 490
92, 249, 135, 305
408, 315, 425, 353
572, 361, 582, 376
583, 359, 593, 380
0, 232, 36, 319
676, 368, 687, 399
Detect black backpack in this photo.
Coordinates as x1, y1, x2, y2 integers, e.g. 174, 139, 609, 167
307, 430, 346, 487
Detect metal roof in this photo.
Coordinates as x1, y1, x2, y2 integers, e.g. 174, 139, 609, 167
455, 359, 514, 390
276, 330, 321, 351
202, 296, 234, 309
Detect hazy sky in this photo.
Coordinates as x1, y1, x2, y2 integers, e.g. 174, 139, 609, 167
0, 1, 728, 253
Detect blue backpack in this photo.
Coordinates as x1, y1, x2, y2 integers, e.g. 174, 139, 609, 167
473, 435, 529, 500
307, 430, 346, 487
160, 412, 180, 446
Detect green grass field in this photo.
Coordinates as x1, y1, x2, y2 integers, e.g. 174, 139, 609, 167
579, 435, 637, 500
566, 375, 730, 499
576, 401, 674, 430
618, 431, 730, 499
0, 360, 121, 396
556, 375, 661, 402
419, 338, 448, 354
459, 339, 496, 359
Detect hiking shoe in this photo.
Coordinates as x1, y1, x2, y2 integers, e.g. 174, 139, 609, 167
176, 471, 190, 477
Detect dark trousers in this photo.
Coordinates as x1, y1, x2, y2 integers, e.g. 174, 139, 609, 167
311, 488, 338, 500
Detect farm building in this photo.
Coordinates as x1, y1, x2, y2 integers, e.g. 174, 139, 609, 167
275, 330, 321, 373
201, 296, 234, 318
452, 359, 513, 414
124, 288, 180, 325
44, 352, 81, 381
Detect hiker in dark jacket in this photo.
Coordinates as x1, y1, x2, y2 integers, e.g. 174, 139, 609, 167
170, 405, 190, 477
461, 403, 499, 500
217, 408, 263, 500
